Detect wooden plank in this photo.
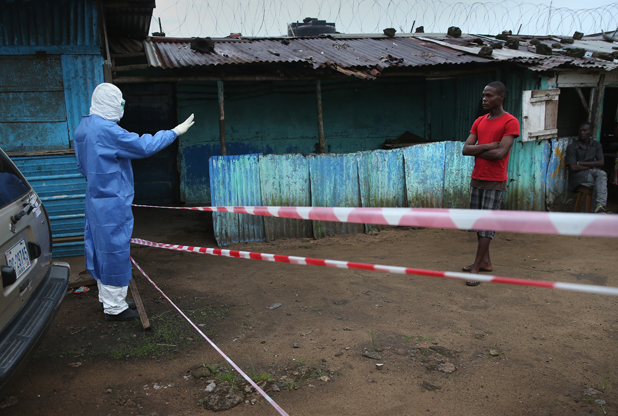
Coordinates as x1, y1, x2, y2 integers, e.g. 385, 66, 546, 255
545, 99, 559, 130
129, 279, 151, 330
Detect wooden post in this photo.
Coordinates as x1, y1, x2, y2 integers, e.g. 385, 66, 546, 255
217, 80, 228, 156
316, 79, 326, 153
129, 279, 150, 330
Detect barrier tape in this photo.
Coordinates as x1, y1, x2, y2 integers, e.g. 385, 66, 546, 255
132, 205, 618, 238
129, 256, 290, 416
131, 238, 618, 296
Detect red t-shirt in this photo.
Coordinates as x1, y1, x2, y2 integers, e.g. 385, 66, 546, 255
470, 112, 520, 182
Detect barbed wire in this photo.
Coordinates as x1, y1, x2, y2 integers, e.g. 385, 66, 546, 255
153, 0, 618, 38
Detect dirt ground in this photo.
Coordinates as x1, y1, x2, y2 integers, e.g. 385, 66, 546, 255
2, 207, 618, 416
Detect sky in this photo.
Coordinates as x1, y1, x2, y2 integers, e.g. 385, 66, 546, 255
150, 0, 618, 38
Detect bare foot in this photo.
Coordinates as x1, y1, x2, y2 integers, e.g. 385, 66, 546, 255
462, 264, 493, 272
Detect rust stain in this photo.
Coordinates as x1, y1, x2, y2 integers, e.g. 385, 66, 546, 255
551, 146, 565, 178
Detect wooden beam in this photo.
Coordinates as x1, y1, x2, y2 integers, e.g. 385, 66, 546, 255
316, 79, 326, 154
111, 52, 146, 58
129, 279, 151, 330
575, 87, 590, 121
112, 64, 150, 72
217, 80, 227, 156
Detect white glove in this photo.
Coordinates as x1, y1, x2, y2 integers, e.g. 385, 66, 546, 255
173, 114, 195, 136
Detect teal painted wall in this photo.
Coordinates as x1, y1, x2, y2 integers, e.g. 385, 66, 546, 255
178, 70, 542, 204
178, 78, 426, 204
424, 68, 541, 142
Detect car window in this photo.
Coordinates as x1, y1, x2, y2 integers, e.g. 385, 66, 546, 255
0, 153, 30, 208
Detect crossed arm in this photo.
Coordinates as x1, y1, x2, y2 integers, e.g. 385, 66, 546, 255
462, 133, 516, 160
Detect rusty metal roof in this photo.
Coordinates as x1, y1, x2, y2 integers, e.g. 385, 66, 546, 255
418, 34, 618, 71
138, 32, 618, 78
144, 35, 489, 73
102, 0, 155, 38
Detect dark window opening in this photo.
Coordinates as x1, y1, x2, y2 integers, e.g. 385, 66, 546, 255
557, 87, 591, 137
0, 153, 30, 208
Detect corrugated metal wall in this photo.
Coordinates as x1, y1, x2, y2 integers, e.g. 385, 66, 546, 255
177, 78, 426, 205
12, 155, 86, 258
259, 154, 313, 241
209, 154, 265, 246
0, 0, 105, 256
210, 138, 571, 245
443, 141, 475, 208
404, 142, 446, 208
0, 0, 100, 54
545, 138, 573, 211
357, 149, 406, 232
62, 55, 105, 147
425, 68, 541, 142
309, 153, 365, 239
504, 138, 551, 211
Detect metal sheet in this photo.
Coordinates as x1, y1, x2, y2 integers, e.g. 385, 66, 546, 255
308, 153, 364, 238
503, 138, 551, 211
357, 149, 406, 232
12, 154, 86, 257
209, 154, 265, 246
0, 0, 100, 54
545, 137, 573, 211
62, 55, 105, 147
258, 154, 312, 241
0, 122, 70, 151
0, 55, 70, 151
146, 36, 488, 70
0, 56, 64, 92
403, 142, 446, 208
443, 141, 474, 208
0, 92, 66, 122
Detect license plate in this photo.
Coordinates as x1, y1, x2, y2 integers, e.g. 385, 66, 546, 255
5, 239, 31, 279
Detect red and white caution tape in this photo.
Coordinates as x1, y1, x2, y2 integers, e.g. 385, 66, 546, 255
131, 238, 618, 296
129, 256, 290, 416
132, 205, 618, 238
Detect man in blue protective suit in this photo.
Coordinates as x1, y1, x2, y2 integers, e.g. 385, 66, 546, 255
75, 83, 195, 321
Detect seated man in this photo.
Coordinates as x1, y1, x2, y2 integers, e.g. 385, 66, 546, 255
565, 122, 607, 213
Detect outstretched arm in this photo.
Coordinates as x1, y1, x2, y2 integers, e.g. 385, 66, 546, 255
462, 133, 499, 156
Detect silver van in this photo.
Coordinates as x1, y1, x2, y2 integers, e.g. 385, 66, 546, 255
0, 148, 69, 393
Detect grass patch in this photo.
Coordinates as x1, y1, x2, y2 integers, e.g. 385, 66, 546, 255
417, 335, 434, 342
600, 371, 610, 391
108, 304, 230, 360
370, 324, 378, 348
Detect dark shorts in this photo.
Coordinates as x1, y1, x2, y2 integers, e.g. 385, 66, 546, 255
469, 186, 503, 239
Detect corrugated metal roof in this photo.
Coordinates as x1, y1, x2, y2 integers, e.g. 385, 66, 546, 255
419, 35, 618, 71
140, 32, 618, 76
0, 0, 100, 48
102, 0, 155, 38
144, 36, 489, 71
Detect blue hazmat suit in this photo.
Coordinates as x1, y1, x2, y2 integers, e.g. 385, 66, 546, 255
74, 84, 177, 287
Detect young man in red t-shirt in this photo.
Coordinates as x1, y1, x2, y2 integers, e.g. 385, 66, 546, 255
462, 81, 520, 286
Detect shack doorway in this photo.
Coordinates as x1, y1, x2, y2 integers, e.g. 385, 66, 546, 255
601, 86, 618, 212
118, 83, 180, 206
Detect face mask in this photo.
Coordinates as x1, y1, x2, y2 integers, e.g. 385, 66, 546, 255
121, 100, 126, 111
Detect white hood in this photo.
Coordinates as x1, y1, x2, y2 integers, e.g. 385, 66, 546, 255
89, 83, 124, 122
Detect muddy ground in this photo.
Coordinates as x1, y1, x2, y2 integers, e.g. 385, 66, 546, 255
1, 207, 618, 416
